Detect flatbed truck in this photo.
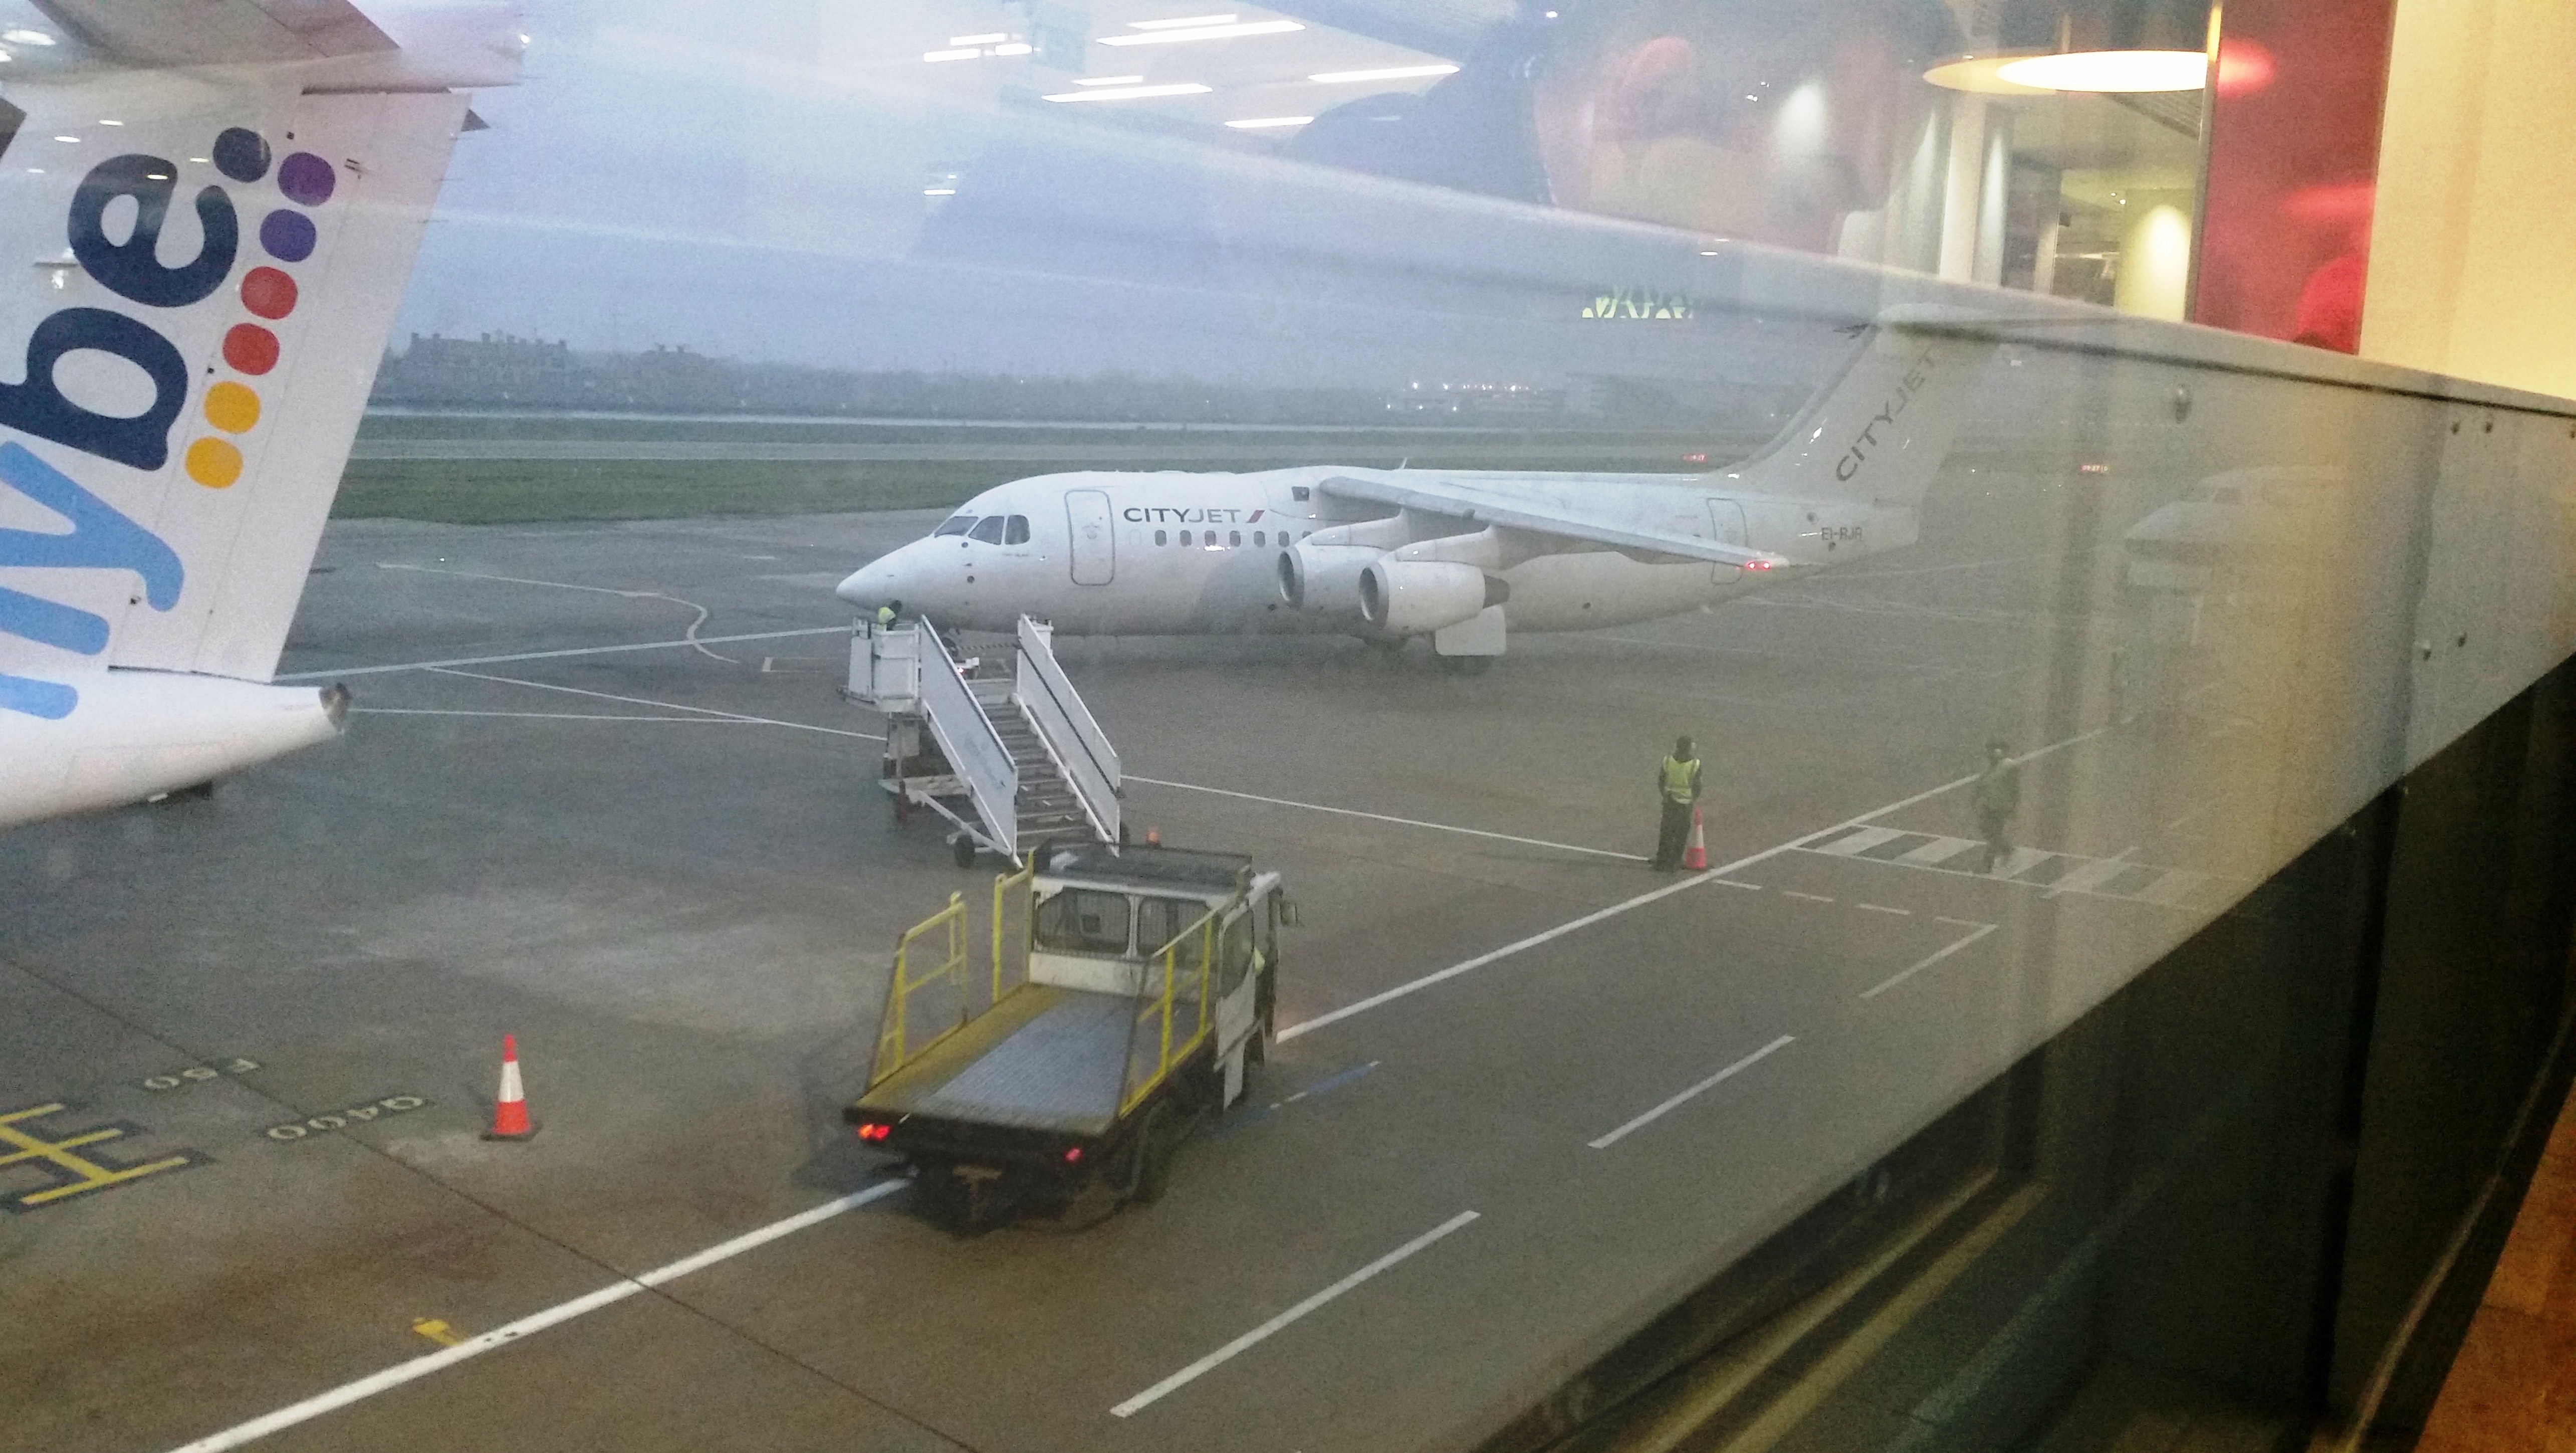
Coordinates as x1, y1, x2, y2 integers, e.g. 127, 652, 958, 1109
846, 842, 1290, 1230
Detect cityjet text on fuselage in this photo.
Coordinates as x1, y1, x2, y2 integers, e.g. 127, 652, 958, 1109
1121, 506, 1268, 525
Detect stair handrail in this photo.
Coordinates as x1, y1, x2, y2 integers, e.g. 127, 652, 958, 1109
914, 617, 1018, 861
1012, 617, 1121, 844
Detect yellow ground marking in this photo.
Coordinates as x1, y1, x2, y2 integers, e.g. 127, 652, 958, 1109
410, 1319, 463, 1348
0, 1104, 197, 1209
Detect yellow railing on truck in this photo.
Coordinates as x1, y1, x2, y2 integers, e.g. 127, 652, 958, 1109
869, 862, 1037, 1091
1118, 911, 1218, 1116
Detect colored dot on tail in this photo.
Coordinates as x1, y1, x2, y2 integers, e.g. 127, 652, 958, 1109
277, 152, 335, 206
222, 323, 280, 375
204, 381, 261, 434
186, 438, 244, 489
259, 209, 316, 262
240, 267, 297, 319
212, 128, 270, 183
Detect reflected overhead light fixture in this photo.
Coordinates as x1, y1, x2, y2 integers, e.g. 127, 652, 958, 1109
1126, 13, 1237, 27
950, 32, 1010, 44
1922, 53, 2055, 94
1226, 115, 1312, 128
923, 46, 981, 61
1099, 19, 1300, 45
1073, 74, 1148, 85
990, 42, 1032, 54
1308, 63, 1457, 83
1, 28, 52, 44
1995, 50, 2207, 92
1041, 81, 1214, 101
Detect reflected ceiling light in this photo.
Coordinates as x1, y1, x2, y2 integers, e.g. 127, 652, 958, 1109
990, 41, 1032, 54
98, 118, 122, 126
2, 28, 53, 44
1995, 50, 2207, 92
1099, 19, 1300, 45
1041, 81, 1214, 101
1226, 115, 1312, 128
52, 135, 77, 142
1127, 13, 1238, 28
923, 46, 981, 61
1309, 63, 1457, 83
1922, 53, 2054, 95
950, 32, 1010, 44
923, 186, 957, 195
1073, 74, 1147, 85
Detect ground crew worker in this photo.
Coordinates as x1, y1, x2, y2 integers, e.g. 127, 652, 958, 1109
1974, 740, 2021, 873
875, 598, 903, 630
1652, 736, 1703, 872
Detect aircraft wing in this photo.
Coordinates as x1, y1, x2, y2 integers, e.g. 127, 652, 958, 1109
1313, 475, 1790, 569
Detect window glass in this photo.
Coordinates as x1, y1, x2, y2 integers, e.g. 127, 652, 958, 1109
1179, 530, 1192, 546
933, 514, 976, 537
1032, 890, 1129, 955
1219, 913, 1254, 995
1004, 515, 1030, 545
1135, 897, 1204, 957
968, 515, 1008, 544
1254, 530, 1265, 546
1229, 530, 1242, 547
1154, 529, 1167, 546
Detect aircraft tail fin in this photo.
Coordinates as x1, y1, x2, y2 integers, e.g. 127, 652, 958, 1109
0, 82, 473, 716
1726, 308, 2000, 507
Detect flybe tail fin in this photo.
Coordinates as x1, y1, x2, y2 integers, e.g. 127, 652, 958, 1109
1727, 308, 2000, 507
0, 82, 469, 715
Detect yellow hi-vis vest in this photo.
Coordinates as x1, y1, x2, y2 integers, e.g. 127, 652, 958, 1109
1661, 755, 1702, 803
876, 604, 897, 627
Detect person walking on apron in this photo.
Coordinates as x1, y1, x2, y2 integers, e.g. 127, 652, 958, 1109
1975, 740, 2022, 873
1652, 737, 1704, 872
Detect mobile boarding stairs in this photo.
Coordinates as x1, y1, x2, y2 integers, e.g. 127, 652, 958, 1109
847, 614, 1122, 867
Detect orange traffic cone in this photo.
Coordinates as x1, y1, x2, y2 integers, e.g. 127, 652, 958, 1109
485, 1033, 537, 1141
1683, 808, 1709, 871
1144, 825, 1162, 847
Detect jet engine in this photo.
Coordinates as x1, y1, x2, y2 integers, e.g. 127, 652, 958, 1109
1278, 541, 1380, 615
1357, 559, 1506, 634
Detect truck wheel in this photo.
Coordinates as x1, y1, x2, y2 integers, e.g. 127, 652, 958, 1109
1127, 1104, 1176, 1206
951, 835, 977, 869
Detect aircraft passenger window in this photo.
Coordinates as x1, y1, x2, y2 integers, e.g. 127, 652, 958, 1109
1180, 530, 1192, 546
1229, 531, 1242, 547
1005, 515, 1030, 545
1154, 530, 1167, 546
1034, 890, 1131, 955
1254, 531, 1265, 546
933, 514, 977, 537
969, 515, 1009, 544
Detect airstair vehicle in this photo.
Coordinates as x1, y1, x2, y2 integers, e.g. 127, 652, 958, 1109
847, 614, 1121, 867
846, 843, 1293, 1231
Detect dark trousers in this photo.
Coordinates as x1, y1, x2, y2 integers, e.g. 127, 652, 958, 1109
1978, 809, 2013, 873
1654, 798, 1694, 870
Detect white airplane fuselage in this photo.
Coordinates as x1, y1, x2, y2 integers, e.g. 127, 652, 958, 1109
837, 464, 1910, 640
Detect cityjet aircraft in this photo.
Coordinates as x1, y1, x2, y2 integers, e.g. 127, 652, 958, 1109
0, 1, 518, 831
836, 311, 1998, 668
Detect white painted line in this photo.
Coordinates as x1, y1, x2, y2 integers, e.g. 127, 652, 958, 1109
1857, 903, 1911, 916
1933, 916, 1986, 928
1861, 922, 1998, 1001
1782, 890, 1835, 904
425, 669, 883, 741
1710, 879, 1764, 891
1588, 1035, 1795, 1150
2042, 855, 2135, 899
375, 562, 743, 662
276, 627, 846, 681
1990, 847, 2055, 880
1818, 825, 1906, 857
1109, 1210, 1480, 1418
1277, 722, 2111, 1044
1124, 776, 1645, 862
165, 1180, 905, 1452
1898, 835, 1982, 866
353, 710, 763, 724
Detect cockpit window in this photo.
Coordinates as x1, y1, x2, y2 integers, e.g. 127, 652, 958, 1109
969, 515, 1009, 544
1005, 515, 1031, 545
933, 514, 977, 537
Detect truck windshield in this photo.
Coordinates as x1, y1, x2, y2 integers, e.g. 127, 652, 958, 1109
1034, 890, 1130, 955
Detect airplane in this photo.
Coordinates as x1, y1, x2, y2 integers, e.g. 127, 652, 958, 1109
836, 310, 1999, 670
0, 1, 520, 831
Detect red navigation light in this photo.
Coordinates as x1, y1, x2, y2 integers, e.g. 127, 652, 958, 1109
856, 1122, 892, 1142
1683, 453, 1708, 464
2079, 463, 2111, 475
1743, 559, 1774, 571
1063, 1145, 1084, 1163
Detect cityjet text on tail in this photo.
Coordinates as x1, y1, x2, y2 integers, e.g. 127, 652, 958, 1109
837, 310, 1998, 666
0, 0, 520, 829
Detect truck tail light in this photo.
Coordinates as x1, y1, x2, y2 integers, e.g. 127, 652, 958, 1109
857, 1122, 892, 1142
1063, 1146, 1083, 1163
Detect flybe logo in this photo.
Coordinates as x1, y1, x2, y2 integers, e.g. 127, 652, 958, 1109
0, 126, 339, 720
1832, 343, 1940, 484
1122, 507, 1266, 524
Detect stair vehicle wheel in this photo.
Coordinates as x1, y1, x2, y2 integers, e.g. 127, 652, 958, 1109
1126, 1103, 1177, 1205
951, 834, 978, 869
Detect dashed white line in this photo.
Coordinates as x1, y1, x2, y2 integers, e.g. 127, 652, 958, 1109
1860, 921, 1999, 1001
1710, 878, 1764, 891
1588, 1035, 1796, 1149
1110, 1210, 1481, 1417
1782, 890, 1836, 904
164, 1180, 906, 1452
1856, 903, 1911, 916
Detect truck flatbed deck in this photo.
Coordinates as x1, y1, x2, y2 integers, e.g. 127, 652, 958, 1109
856, 984, 1149, 1137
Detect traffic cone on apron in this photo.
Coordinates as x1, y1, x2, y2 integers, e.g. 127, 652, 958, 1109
485, 1033, 537, 1141
1683, 808, 1709, 871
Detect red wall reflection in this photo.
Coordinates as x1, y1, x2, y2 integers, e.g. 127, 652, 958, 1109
2190, 0, 2398, 352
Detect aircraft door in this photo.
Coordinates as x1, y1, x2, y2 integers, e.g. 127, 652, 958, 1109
1067, 490, 1114, 585
1706, 498, 1749, 583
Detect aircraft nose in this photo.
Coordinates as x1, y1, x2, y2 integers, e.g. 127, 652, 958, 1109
836, 557, 897, 606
